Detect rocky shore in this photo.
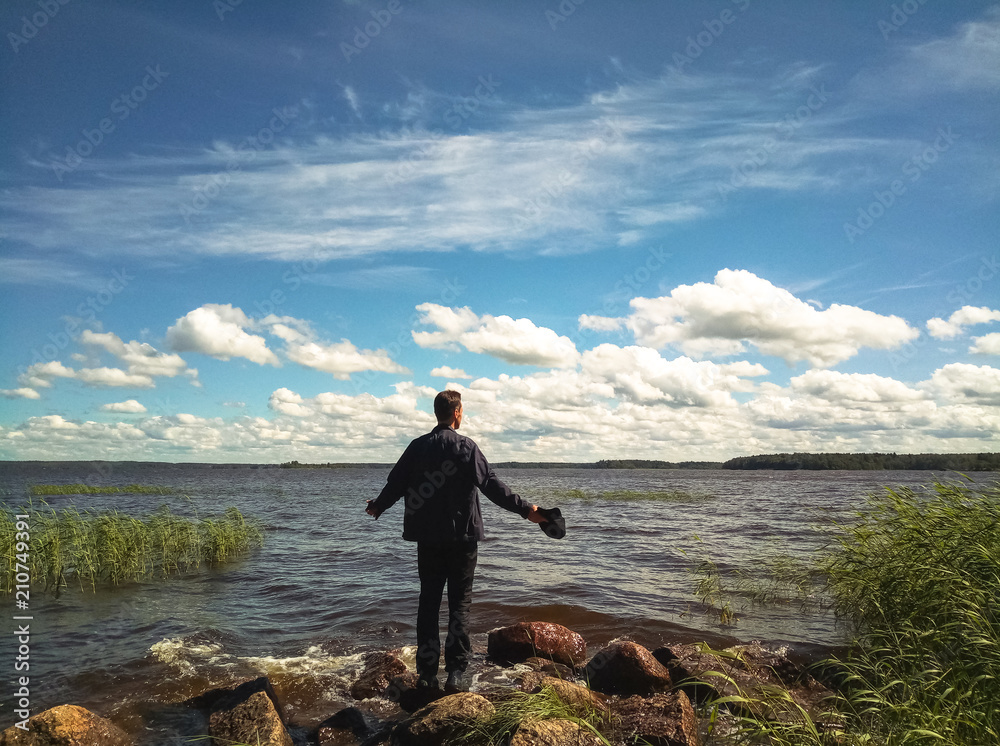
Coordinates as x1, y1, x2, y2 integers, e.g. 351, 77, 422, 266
1, 622, 837, 745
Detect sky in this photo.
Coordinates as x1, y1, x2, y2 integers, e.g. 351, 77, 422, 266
0, 0, 998, 463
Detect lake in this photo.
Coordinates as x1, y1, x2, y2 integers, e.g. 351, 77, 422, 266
0, 462, 993, 742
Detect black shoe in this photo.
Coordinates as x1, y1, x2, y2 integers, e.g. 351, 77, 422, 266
416, 674, 440, 690
445, 669, 469, 693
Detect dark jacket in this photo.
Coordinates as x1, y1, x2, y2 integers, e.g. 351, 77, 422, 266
369, 425, 531, 542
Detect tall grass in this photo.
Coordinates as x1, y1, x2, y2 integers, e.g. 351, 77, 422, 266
0, 504, 264, 592
29, 483, 174, 495
819, 478, 1000, 744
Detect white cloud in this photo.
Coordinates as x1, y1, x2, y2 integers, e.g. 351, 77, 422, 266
926, 306, 1000, 339
905, 9, 1000, 91
971, 333, 1000, 356
76, 367, 155, 388
413, 303, 581, 368
579, 314, 625, 332
0, 388, 41, 400
924, 363, 1000, 405
587, 269, 919, 368
166, 304, 279, 366
790, 369, 927, 403
431, 366, 471, 379
268, 388, 312, 417
101, 400, 148, 413
81, 330, 196, 379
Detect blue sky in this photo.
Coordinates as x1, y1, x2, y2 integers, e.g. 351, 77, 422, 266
1, 1, 998, 463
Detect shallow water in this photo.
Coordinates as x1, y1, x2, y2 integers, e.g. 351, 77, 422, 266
0, 463, 993, 742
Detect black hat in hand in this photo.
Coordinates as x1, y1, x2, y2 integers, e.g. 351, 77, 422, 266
536, 507, 566, 539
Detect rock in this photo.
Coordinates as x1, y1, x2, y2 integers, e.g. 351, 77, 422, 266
208, 690, 293, 746
612, 692, 700, 746
487, 622, 587, 667
664, 642, 835, 723
317, 707, 371, 745
517, 674, 610, 720
391, 692, 494, 746
583, 641, 672, 697
351, 651, 408, 700
522, 657, 575, 679
510, 718, 605, 746
186, 676, 287, 723
384, 674, 445, 713
0, 704, 132, 746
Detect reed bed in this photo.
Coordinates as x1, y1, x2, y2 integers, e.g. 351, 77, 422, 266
0, 504, 264, 592
28, 483, 174, 495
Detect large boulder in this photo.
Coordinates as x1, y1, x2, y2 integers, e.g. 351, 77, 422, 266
186, 676, 287, 722
208, 690, 292, 746
392, 692, 494, 746
662, 642, 835, 724
351, 651, 408, 700
510, 718, 605, 746
0, 705, 132, 746
612, 691, 700, 746
487, 622, 587, 667
583, 641, 672, 696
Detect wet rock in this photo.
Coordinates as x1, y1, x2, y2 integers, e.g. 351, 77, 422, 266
517, 674, 610, 720
612, 691, 700, 746
487, 622, 587, 667
391, 692, 494, 746
0, 704, 132, 746
510, 718, 605, 746
351, 651, 408, 700
317, 706, 372, 745
584, 641, 672, 697
208, 690, 293, 746
665, 642, 835, 723
384, 674, 445, 713
186, 675, 287, 723
522, 656, 575, 679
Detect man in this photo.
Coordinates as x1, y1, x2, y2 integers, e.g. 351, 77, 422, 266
366, 390, 544, 692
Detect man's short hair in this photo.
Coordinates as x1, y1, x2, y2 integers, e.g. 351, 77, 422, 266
434, 390, 462, 422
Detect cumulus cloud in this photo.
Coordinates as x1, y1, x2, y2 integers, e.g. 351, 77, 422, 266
926, 306, 1000, 339
584, 269, 919, 368
0, 388, 41, 400
166, 304, 279, 366
81, 330, 197, 380
924, 363, 1000, 405
790, 369, 927, 403
971, 333, 1000, 356
101, 400, 148, 413
431, 366, 472, 379
413, 303, 581, 368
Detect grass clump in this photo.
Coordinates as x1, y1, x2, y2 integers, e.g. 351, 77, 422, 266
29, 483, 174, 495
819, 478, 1000, 745
0, 504, 264, 592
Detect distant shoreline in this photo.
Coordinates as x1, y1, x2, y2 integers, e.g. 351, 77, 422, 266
1, 452, 998, 471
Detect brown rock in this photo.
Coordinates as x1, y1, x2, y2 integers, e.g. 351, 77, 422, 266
392, 692, 494, 746
510, 718, 605, 746
583, 641, 672, 697
384, 674, 446, 713
317, 707, 371, 745
350, 651, 408, 700
522, 657, 575, 679
665, 642, 835, 724
208, 690, 292, 746
0, 705, 132, 746
186, 676, 287, 723
518, 674, 610, 720
613, 691, 700, 746
487, 622, 587, 667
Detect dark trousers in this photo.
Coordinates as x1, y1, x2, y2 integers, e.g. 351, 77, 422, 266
416, 541, 478, 679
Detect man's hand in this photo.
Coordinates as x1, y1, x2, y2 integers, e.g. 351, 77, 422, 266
366, 500, 380, 519
526, 505, 546, 524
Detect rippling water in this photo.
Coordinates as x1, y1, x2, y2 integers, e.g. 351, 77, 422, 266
1, 463, 993, 742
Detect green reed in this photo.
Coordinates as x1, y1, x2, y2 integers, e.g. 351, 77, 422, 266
28, 483, 174, 495
0, 504, 264, 592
